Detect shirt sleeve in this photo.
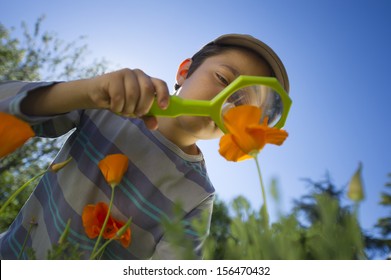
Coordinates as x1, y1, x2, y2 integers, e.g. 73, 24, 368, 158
0, 81, 82, 137
151, 194, 215, 260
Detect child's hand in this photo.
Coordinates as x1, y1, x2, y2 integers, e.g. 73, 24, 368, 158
21, 68, 169, 129
87, 68, 170, 129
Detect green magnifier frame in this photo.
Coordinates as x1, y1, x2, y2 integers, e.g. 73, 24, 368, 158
148, 75, 292, 133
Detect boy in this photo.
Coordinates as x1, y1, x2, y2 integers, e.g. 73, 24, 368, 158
0, 34, 289, 259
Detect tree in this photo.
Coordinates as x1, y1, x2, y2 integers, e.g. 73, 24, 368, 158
376, 173, 391, 236
372, 173, 391, 259
0, 16, 109, 231
208, 196, 232, 259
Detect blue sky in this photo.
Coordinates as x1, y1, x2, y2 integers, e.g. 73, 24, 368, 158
1, 0, 390, 235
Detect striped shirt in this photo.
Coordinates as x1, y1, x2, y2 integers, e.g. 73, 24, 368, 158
0, 81, 215, 259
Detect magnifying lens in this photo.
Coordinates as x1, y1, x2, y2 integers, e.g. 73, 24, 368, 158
148, 75, 292, 133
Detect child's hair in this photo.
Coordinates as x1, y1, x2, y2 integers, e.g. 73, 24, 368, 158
174, 34, 289, 93
175, 43, 274, 91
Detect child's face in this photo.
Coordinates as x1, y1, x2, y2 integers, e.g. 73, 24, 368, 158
177, 47, 273, 140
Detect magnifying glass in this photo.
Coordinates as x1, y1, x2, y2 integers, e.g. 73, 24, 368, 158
148, 75, 292, 133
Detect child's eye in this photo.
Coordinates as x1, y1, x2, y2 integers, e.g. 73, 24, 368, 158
216, 73, 229, 86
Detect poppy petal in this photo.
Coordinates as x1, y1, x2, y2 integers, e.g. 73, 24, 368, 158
236, 130, 265, 154
109, 218, 131, 247
98, 154, 129, 187
0, 112, 35, 158
219, 134, 252, 162
247, 125, 288, 146
95, 202, 109, 224
119, 228, 131, 248
265, 128, 289, 146
102, 223, 117, 239
82, 204, 100, 239
223, 105, 261, 136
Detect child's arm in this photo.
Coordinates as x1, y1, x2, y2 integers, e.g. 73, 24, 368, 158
20, 68, 170, 129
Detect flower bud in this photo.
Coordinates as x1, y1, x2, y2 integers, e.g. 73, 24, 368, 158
50, 157, 73, 172
348, 162, 365, 202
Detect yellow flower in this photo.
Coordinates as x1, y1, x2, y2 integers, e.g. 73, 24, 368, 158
0, 112, 35, 158
98, 154, 129, 188
219, 105, 288, 162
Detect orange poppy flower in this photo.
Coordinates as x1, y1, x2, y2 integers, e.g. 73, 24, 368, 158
0, 112, 35, 158
219, 105, 288, 162
82, 202, 131, 248
98, 154, 129, 188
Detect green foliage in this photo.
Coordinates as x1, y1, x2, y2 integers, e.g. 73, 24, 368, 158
0, 16, 110, 231
46, 220, 85, 260
0, 22, 39, 81
160, 202, 198, 260
0, 15, 109, 81
21, 219, 85, 260
0, 151, 44, 231
201, 194, 364, 260
162, 175, 391, 260
365, 173, 391, 259
206, 196, 231, 259
302, 194, 364, 259
376, 173, 391, 236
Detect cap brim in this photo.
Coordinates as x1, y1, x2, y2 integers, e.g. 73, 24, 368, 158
212, 34, 289, 93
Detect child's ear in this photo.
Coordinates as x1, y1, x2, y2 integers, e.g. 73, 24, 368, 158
176, 58, 192, 87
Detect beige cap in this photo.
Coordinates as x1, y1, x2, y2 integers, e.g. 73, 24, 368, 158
210, 34, 289, 93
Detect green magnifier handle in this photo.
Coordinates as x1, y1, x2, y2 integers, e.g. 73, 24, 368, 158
148, 95, 212, 118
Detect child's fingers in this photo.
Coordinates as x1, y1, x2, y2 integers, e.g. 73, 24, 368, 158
95, 68, 168, 117
121, 69, 141, 115
151, 78, 170, 109
109, 76, 127, 113
131, 70, 156, 116
141, 115, 158, 130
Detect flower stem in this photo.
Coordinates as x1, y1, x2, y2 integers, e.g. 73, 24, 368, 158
90, 238, 113, 260
58, 219, 72, 245
253, 155, 270, 227
90, 188, 115, 259
353, 201, 359, 217
18, 218, 37, 259
0, 170, 47, 215
90, 216, 132, 260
